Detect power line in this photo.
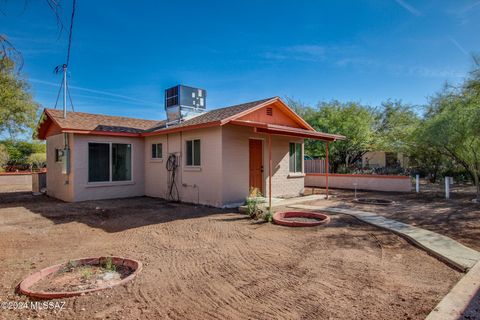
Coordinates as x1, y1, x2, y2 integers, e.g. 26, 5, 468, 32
66, 0, 77, 67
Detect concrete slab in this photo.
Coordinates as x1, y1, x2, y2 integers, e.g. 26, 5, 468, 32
289, 204, 480, 272
426, 261, 480, 319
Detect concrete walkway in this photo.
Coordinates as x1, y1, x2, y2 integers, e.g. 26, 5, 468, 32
289, 204, 480, 272
238, 194, 326, 212
426, 260, 480, 319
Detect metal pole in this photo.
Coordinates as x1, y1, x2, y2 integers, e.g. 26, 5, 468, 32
445, 177, 450, 200
416, 174, 420, 193
63, 64, 68, 118
325, 142, 329, 200
268, 134, 272, 211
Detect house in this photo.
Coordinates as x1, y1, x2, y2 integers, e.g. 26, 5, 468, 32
362, 151, 409, 169
36, 89, 344, 208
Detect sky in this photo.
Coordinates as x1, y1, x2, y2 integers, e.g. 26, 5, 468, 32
1, 0, 480, 120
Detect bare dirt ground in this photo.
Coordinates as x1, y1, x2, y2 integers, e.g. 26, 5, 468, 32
304, 185, 480, 252
0, 192, 462, 320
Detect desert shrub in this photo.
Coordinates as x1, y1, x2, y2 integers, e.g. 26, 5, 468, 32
27, 152, 46, 171
0, 144, 9, 172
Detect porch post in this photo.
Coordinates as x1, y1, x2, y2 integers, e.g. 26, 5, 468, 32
268, 134, 272, 210
325, 141, 329, 199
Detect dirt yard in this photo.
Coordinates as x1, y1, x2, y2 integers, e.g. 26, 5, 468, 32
304, 186, 480, 252
0, 192, 462, 320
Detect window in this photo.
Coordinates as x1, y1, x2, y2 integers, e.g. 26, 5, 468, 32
186, 139, 201, 166
55, 148, 64, 162
88, 142, 132, 183
289, 142, 303, 173
151, 143, 162, 159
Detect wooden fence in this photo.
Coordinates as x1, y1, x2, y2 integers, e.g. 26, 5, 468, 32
304, 159, 326, 173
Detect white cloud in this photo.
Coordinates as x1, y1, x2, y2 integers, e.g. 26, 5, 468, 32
394, 0, 422, 16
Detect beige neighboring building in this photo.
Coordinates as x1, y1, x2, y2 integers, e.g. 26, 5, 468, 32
37, 96, 344, 207
362, 151, 409, 169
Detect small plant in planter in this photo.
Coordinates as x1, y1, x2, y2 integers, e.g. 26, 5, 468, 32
246, 188, 264, 220
262, 208, 274, 223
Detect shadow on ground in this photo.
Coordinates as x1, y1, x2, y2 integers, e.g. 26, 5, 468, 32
0, 192, 229, 233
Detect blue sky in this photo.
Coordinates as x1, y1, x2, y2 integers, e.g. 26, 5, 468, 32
2, 0, 480, 120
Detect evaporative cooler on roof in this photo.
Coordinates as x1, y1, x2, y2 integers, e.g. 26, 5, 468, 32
165, 85, 206, 125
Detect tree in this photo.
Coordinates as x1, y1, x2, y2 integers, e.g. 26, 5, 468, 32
419, 64, 480, 199
374, 100, 420, 155
0, 144, 9, 172
1, 139, 46, 167
0, 57, 40, 139
301, 100, 377, 172
28, 152, 47, 171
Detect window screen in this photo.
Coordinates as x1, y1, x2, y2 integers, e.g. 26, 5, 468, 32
289, 142, 303, 173
112, 143, 131, 181
186, 139, 201, 166
152, 143, 162, 159
88, 143, 110, 182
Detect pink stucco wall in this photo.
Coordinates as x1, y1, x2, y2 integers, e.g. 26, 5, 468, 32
221, 124, 304, 206
73, 134, 145, 201
46, 133, 75, 202
144, 126, 223, 207
305, 173, 412, 192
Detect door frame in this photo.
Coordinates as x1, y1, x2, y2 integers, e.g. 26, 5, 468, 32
248, 138, 265, 195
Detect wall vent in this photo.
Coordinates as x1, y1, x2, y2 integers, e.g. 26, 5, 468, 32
266, 107, 273, 116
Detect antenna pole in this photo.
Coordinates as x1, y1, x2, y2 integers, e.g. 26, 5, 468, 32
63, 64, 68, 118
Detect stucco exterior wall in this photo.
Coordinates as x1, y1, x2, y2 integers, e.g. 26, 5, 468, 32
0, 173, 32, 192
144, 127, 223, 207
221, 124, 304, 206
305, 173, 412, 192
73, 134, 145, 201
46, 133, 75, 202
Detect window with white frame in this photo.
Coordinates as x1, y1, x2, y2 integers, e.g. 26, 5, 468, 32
185, 139, 201, 166
151, 143, 162, 159
88, 142, 132, 182
289, 142, 303, 173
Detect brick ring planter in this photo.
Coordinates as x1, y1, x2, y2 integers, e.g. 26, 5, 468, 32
353, 198, 395, 206
273, 211, 331, 227
18, 257, 142, 299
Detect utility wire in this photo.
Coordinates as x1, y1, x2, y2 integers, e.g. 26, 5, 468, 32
54, 77, 64, 109
66, 0, 77, 67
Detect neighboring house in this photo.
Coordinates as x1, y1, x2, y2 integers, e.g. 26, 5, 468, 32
362, 151, 409, 169
37, 94, 344, 207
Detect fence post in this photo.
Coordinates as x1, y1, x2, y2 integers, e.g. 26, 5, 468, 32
445, 177, 450, 200
415, 174, 420, 193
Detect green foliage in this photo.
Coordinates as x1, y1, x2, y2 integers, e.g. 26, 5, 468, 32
102, 257, 116, 272
1, 139, 45, 167
246, 188, 264, 220
0, 144, 9, 170
375, 100, 420, 154
416, 71, 480, 197
27, 152, 46, 170
296, 100, 378, 172
262, 209, 273, 223
0, 57, 40, 139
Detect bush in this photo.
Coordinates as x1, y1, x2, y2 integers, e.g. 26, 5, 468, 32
27, 152, 46, 171
0, 144, 9, 171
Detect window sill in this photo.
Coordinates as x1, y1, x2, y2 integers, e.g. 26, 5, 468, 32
288, 173, 305, 178
184, 166, 202, 172
150, 158, 163, 163
85, 181, 135, 188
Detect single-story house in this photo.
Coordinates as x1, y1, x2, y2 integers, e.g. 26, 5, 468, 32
36, 96, 344, 207
362, 151, 409, 169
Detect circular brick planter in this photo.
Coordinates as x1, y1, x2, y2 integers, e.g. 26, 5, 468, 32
273, 211, 331, 227
18, 257, 142, 299
353, 198, 395, 206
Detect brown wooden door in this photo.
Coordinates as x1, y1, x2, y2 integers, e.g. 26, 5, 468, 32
249, 139, 263, 195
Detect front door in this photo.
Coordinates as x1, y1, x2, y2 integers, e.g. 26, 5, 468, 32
249, 139, 263, 195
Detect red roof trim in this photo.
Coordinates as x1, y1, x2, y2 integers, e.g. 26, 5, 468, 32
229, 120, 345, 141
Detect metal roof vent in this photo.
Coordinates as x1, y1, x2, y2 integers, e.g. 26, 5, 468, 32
165, 85, 206, 126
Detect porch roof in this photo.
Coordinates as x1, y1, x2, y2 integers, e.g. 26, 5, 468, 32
230, 120, 346, 141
